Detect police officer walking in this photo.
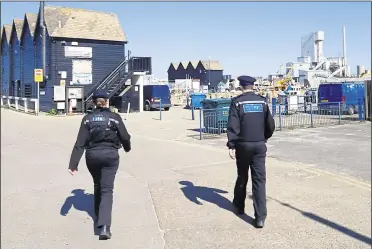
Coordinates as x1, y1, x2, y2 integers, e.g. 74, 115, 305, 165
226, 75, 275, 228
68, 89, 131, 240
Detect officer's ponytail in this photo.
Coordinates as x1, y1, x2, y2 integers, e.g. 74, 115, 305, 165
94, 98, 107, 108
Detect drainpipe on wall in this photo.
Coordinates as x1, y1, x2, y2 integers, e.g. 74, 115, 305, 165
40, 1, 46, 81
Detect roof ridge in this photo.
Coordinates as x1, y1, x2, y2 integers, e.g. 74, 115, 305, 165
45, 5, 117, 16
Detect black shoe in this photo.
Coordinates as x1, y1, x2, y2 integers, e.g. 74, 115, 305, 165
255, 219, 265, 228
98, 225, 112, 240
232, 200, 245, 215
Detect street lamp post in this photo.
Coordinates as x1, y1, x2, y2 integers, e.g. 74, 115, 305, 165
208, 56, 211, 87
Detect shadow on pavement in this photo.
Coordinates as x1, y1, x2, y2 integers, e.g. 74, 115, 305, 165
60, 189, 100, 235
248, 195, 372, 246
179, 181, 255, 227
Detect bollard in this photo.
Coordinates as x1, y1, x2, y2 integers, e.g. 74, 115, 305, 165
199, 108, 203, 140
310, 103, 314, 128
35, 98, 39, 115
278, 105, 282, 131
126, 102, 131, 120
358, 99, 364, 121
271, 98, 277, 117
191, 105, 195, 121
159, 98, 162, 121
338, 102, 341, 124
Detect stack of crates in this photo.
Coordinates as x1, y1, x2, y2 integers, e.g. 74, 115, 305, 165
202, 98, 232, 134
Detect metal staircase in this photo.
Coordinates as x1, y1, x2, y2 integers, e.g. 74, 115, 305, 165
84, 56, 152, 110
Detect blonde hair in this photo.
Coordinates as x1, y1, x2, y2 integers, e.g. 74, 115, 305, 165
94, 98, 107, 108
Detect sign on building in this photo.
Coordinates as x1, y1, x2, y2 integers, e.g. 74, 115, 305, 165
53, 85, 65, 101
64, 46, 92, 58
34, 69, 43, 82
71, 60, 92, 85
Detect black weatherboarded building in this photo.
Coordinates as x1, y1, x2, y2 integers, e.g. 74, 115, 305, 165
167, 60, 224, 89
36, 5, 128, 111
1, 4, 154, 112
1, 24, 13, 96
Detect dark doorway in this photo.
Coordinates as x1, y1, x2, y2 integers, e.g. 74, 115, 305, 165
9, 80, 15, 96
16, 80, 21, 97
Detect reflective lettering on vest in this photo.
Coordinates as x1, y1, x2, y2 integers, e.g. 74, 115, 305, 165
92, 116, 105, 122
243, 103, 263, 113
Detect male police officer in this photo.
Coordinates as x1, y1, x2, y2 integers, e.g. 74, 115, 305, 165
68, 89, 131, 240
226, 75, 275, 229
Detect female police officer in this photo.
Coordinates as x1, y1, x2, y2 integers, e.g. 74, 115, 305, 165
68, 89, 131, 240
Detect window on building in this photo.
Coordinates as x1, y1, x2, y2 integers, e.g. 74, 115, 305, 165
24, 84, 32, 98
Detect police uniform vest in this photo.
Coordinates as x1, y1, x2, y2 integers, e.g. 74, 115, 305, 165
86, 111, 120, 149
232, 92, 269, 142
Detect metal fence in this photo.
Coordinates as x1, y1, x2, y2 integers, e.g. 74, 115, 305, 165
1, 96, 38, 115
195, 101, 365, 140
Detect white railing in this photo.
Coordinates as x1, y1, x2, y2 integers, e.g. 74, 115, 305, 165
1, 96, 39, 115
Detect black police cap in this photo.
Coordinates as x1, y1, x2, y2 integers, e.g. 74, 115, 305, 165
93, 89, 108, 99
237, 75, 256, 86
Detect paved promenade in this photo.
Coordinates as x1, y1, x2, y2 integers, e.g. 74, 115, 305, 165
1, 108, 371, 249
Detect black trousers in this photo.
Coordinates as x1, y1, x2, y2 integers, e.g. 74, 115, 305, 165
233, 141, 267, 220
86, 148, 119, 227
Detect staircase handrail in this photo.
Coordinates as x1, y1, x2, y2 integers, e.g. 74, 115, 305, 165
85, 57, 129, 102
107, 71, 134, 99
